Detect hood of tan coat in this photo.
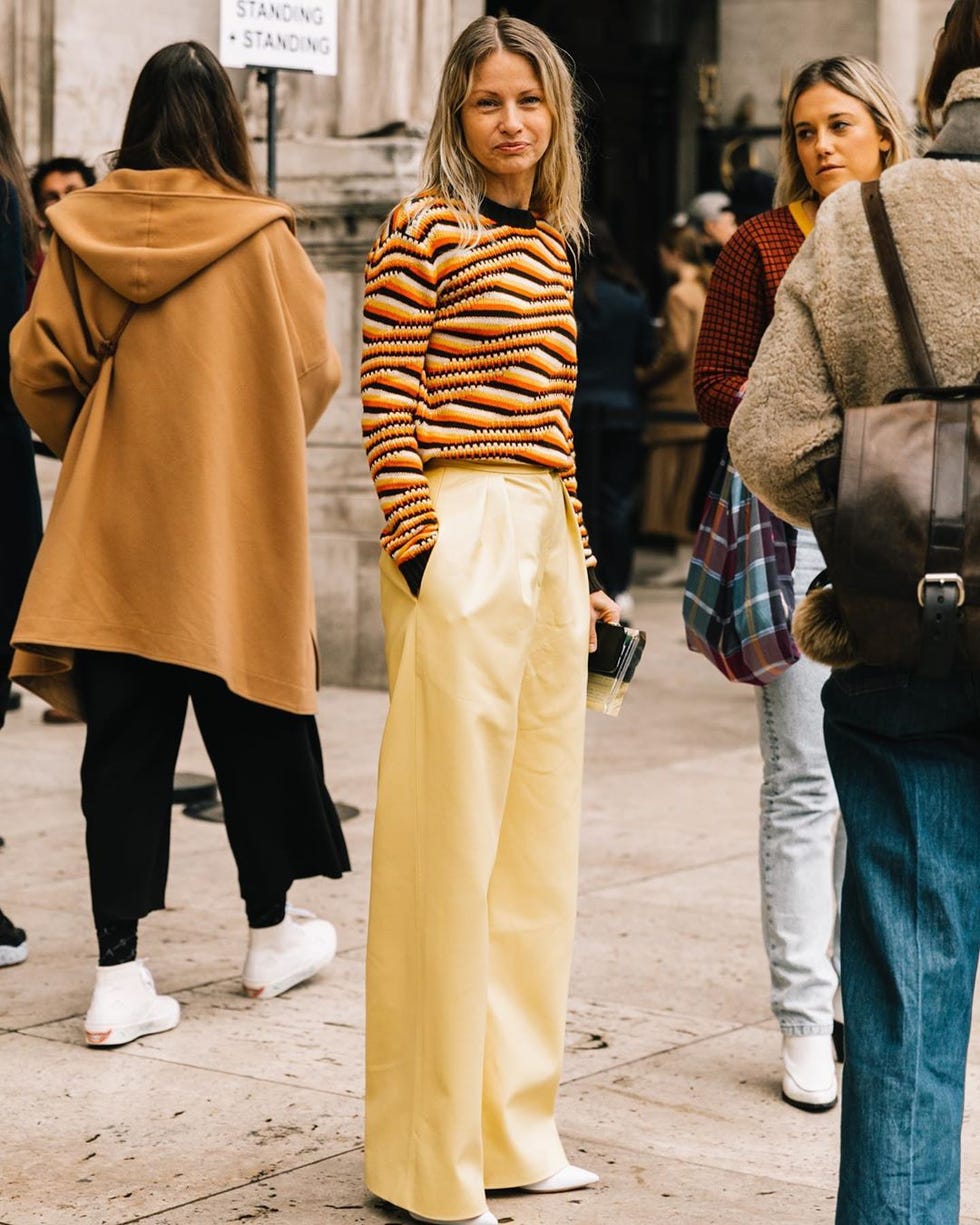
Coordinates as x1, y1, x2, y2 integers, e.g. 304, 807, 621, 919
46, 167, 294, 304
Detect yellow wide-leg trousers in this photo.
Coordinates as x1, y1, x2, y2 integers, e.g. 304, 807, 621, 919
365, 462, 590, 1220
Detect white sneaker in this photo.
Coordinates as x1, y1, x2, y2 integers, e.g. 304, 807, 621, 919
0, 940, 27, 967
781, 1034, 838, 1111
521, 1164, 599, 1192
84, 960, 180, 1048
242, 907, 336, 999
410, 1213, 496, 1225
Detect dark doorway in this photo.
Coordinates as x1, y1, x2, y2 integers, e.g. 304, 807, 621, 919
490, 1, 717, 296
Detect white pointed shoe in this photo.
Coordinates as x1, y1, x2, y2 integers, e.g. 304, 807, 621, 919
410, 1214, 497, 1225
781, 1034, 838, 1111
84, 960, 180, 1047
242, 906, 336, 999
521, 1165, 599, 1192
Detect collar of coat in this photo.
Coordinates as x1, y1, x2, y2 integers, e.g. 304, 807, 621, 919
932, 68, 980, 159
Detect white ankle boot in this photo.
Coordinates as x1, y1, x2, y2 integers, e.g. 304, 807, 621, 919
410, 1213, 496, 1225
781, 1034, 838, 1111
84, 960, 180, 1047
521, 1164, 599, 1192
242, 908, 336, 999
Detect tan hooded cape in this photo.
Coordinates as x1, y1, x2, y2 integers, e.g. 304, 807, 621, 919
9, 167, 339, 717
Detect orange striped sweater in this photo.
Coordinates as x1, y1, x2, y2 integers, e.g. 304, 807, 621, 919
361, 193, 592, 583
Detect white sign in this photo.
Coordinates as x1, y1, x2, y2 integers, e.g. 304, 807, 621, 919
220, 0, 338, 76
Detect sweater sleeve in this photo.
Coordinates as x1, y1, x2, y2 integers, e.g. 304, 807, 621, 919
360, 207, 440, 575
693, 227, 769, 427
728, 240, 842, 527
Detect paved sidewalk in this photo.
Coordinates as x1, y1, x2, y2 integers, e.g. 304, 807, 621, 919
3, 559, 980, 1225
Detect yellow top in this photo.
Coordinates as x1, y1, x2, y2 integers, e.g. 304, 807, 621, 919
789, 199, 816, 238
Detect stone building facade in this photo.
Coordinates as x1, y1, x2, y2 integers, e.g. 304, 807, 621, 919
0, 0, 954, 687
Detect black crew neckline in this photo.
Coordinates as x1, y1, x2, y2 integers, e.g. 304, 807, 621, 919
479, 196, 537, 229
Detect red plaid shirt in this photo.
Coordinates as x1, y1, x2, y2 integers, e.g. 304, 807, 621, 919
693, 206, 806, 427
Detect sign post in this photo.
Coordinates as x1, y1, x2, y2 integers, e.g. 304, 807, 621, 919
219, 0, 339, 196
256, 67, 279, 194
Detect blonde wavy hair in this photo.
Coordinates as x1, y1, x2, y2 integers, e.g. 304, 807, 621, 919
419, 15, 586, 252
774, 56, 913, 207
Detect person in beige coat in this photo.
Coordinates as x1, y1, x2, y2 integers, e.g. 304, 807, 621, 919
640, 220, 710, 582
9, 41, 349, 1048
729, 14, 980, 1220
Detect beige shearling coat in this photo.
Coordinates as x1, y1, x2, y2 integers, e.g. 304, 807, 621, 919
730, 71, 980, 534
9, 167, 340, 717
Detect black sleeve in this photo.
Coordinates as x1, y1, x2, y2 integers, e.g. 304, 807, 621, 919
0, 181, 42, 715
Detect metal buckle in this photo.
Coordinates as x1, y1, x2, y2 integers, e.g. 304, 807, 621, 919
917, 573, 966, 607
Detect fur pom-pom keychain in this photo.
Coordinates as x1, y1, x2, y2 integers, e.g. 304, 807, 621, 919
792, 586, 862, 669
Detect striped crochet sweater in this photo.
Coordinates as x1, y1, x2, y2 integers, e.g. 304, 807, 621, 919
361, 193, 592, 587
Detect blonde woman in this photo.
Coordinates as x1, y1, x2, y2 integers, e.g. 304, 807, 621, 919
694, 57, 911, 1111
730, 6, 980, 1216
360, 16, 618, 1225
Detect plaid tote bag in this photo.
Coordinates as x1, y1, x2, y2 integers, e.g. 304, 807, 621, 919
682, 450, 799, 685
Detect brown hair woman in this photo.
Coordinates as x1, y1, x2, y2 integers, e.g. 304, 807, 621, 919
8, 41, 349, 1046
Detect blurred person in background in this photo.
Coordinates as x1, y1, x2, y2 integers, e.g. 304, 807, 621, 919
0, 77, 41, 968
687, 190, 737, 261
30, 156, 95, 233
27, 156, 95, 314
640, 219, 711, 587
572, 214, 655, 620
694, 55, 911, 1112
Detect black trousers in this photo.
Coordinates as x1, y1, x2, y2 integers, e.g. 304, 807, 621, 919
76, 651, 350, 924
574, 412, 644, 595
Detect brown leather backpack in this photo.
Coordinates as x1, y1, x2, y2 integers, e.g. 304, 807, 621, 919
807, 180, 980, 678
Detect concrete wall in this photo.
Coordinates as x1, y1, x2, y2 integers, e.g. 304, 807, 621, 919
719, 0, 877, 128
718, 0, 943, 130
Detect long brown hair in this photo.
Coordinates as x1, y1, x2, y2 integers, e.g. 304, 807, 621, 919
113, 41, 258, 194
924, 0, 980, 128
419, 16, 586, 252
575, 214, 643, 310
0, 79, 39, 276
659, 220, 712, 292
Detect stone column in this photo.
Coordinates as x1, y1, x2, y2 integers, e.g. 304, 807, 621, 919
877, 0, 921, 123
284, 136, 423, 688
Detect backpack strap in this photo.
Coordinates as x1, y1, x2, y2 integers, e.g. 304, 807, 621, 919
861, 181, 937, 388
861, 180, 966, 676
96, 302, 137, 363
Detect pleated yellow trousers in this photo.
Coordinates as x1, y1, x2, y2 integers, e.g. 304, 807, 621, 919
365, 462, 590, 1221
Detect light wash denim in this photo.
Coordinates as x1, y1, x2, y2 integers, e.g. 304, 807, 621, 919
755, 527, 846, 1034
823, 666, 980, 1225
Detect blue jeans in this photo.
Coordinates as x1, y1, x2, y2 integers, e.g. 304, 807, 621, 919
756, 528, 845, 1033
823, 666, 980, 1225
